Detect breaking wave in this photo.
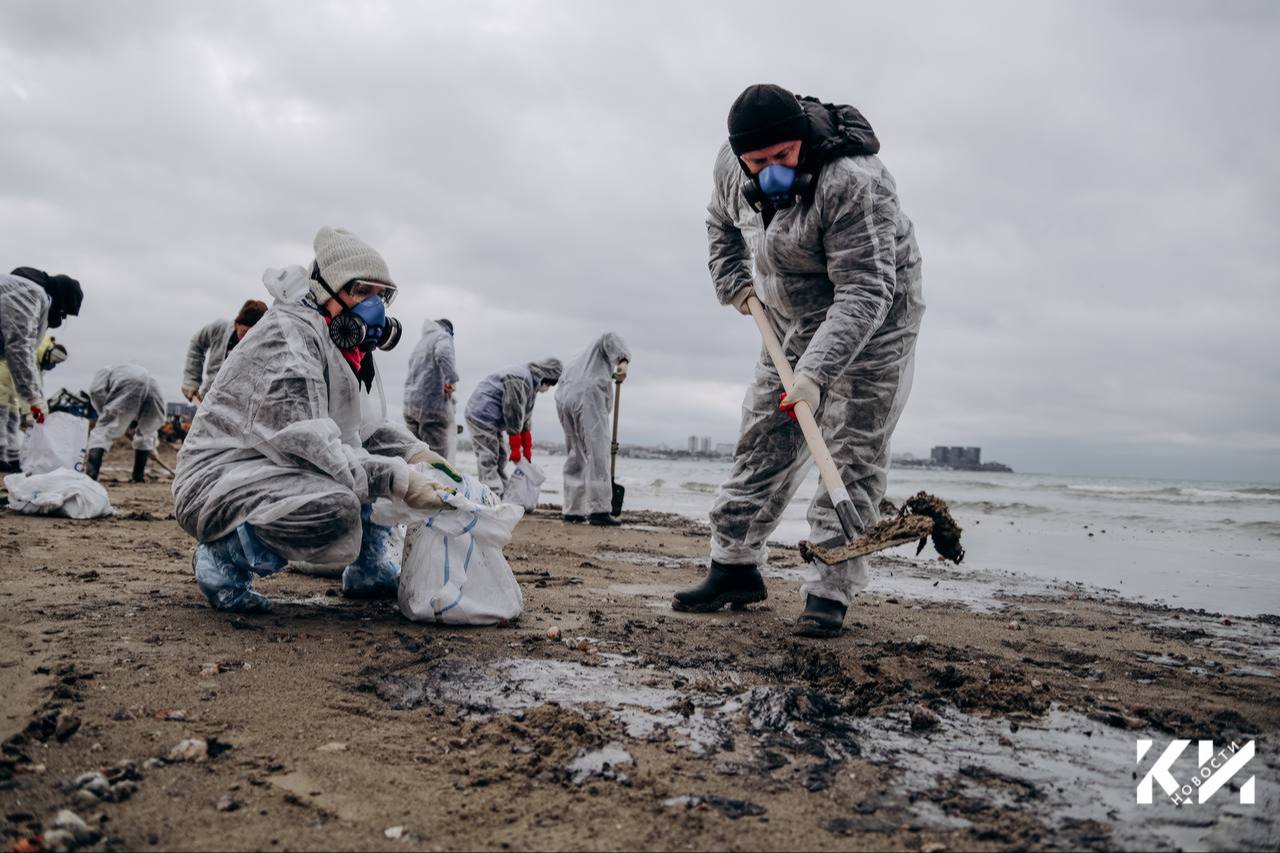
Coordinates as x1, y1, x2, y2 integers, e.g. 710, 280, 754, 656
949, 500, 1052, 516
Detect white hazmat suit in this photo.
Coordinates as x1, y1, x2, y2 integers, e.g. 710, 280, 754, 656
402, 319, 459, 464
0, 274, 50, 461
173, 300, 421, 572
87, 364, 166, 453
182, 318, 234, 400
554, 333, 630, 518
464, 359, 562, 495
704, 113, 924, 609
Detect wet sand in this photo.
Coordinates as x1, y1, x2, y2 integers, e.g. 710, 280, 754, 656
2, 448, 1278, 851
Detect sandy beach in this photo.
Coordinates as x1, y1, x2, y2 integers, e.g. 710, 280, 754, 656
2, 447, 1277, 851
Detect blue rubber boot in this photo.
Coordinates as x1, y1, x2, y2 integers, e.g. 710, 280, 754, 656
193, 523, 285, 612
341, 505, 401, 598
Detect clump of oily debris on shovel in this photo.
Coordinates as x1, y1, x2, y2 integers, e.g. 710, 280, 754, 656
800, 491, 965, 566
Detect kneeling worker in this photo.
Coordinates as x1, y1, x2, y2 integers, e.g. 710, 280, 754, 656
173, 227, 456, 612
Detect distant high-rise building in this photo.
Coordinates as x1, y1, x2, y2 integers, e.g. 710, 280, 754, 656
700, 436, 712, 454
688, 435, 698, 453
931, 446, 982, 466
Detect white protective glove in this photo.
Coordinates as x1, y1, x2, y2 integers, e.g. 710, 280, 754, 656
730, 287, 754, 316
407, 444, 463, 484
779, 373, 821, 417
613, 359, 629, 382
400, 469, 454, 511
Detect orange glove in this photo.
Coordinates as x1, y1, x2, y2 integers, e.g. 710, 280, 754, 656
520, 431, 533, 461
508, 433, 522, 463
30, 404, 45, 425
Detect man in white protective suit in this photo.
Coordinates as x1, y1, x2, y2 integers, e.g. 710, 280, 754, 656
464, 357, 562, 496
554, 332, 630, 526
84, 363, 166, 482
179, 299, 269, 404
173, 227, 459, 613
0, 267, 82, 470
674, 84, 924, 638
402, 318, 460, 464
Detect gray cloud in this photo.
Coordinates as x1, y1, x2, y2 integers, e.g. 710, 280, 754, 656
1, 0, 1275, 482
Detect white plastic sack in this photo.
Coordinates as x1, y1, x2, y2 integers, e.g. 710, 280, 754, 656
503, 459, 545, 512
4, 467, 113, 519
374, 468, 524, 626
20, 412, 89, 476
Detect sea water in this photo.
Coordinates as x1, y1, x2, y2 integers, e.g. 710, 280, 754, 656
456, 452, 1280, 618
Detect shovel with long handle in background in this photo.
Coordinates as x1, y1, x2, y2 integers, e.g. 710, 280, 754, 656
147, 450, 177, 479
609, 379, 625, 516
745, 293, 966, 566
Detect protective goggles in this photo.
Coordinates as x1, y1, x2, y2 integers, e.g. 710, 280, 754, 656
346, 279, 398, 306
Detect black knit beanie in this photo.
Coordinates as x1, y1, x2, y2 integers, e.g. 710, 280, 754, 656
727, 84, 809, 155
11, 266, 82, 328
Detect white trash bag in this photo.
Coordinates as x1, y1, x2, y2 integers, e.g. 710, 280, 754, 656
20, 412, 90, 476
503, 459, 545, 512
372, 467, 524, 626
4, 467, 113, 519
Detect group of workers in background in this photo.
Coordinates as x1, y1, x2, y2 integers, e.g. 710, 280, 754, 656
0, 253, 630, 523
169, 226, 629, 612
2, 82, 921, 640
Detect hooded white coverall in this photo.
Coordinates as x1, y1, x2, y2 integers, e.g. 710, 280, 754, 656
555, 333, 631, 517
0, 274, 49, 464
402, 320, 459, 463
464, 359, 562, 495
173, 301, 422, 571
182, 318, 234, 400
705, 139, 924, 607
87, 364, 166, 453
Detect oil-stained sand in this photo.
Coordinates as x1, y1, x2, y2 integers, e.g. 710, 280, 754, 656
2, 446, 1277, 851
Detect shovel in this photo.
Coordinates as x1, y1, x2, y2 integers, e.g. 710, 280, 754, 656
745, 294, 861, 543
147, 450, 177, 480
609, 379, 625, 516
746, 294, 965, 566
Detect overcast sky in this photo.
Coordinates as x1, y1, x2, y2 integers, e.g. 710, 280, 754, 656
2, 1, 1276, 483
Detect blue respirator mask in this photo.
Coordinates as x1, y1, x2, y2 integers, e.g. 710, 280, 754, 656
311, 265, 403, 352
743, 163, 816, 212
758, 165, 797, 205
330, 294, 402, 352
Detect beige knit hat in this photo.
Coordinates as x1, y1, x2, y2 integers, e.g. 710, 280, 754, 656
309, 226, 394, 303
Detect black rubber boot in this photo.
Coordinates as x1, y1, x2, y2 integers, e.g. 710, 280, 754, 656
84, 448, 105, 481
671, 561, 768, 613
794, 594, 847, 638
588, 512, 622, 527
562, 514, 586, 524
130, 449, 149, 483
